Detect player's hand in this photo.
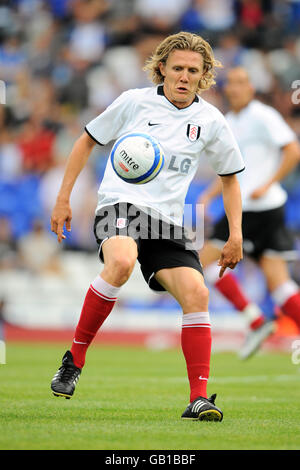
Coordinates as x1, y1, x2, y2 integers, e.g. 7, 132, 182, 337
218, 236, 243, 278
50, 199, 72, 243
250, 183, 270, 199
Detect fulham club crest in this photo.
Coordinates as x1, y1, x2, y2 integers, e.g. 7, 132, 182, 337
187, 124, 201, 142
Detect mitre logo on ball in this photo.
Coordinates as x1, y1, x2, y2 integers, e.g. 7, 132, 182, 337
110, 133, 165, 184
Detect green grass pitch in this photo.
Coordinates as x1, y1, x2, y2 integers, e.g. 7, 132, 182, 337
1, 342, 300, 450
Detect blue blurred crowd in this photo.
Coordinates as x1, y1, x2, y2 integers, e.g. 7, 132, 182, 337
0, 0, 300, 273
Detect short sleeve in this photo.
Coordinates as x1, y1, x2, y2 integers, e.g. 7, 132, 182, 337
261, 107, 296, 148
85, 90, 134, 145
203, 115, 245, 176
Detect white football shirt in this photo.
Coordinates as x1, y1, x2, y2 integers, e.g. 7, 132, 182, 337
226, 99, 296, 212
86, 85, 244, 226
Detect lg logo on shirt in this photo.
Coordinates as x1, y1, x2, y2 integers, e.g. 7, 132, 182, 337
168, 156, 192, 174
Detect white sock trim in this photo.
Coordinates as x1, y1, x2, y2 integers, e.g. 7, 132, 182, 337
182, 312, 211, 328
243, 303, 263, 323
90, 275, 121, 301
271, 280, 299, 307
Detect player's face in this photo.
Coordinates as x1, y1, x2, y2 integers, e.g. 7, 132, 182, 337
159, 49, 204, 108
224, 68, 254, 111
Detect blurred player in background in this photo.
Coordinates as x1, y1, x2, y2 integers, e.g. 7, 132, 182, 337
50, 32, 245, 422
199, 67, 300, 359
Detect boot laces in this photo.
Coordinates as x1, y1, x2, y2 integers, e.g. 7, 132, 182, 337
59, 364, 79, 383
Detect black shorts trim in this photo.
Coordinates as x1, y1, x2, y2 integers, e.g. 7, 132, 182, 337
93, 203, 203, 291
210, 205, 295, 260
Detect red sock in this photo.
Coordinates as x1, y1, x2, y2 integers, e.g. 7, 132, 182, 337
181, 312, 211, 402
70, 276, 120, 368
282, 293, 300, 331
206, 266, 265, 330
215, 272, 249, 311
271, 281, 300, 332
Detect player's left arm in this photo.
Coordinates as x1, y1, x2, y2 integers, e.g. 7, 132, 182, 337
218, 174, 243, 278
251, 140, 300, 199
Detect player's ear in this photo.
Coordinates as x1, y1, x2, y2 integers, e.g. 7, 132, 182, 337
158, 61, 166, 78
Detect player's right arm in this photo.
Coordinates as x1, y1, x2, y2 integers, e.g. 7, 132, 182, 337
201, 109, 245, 276
218, 173, 243, 277
51, 90, 133, 242
51, 132, 96, 243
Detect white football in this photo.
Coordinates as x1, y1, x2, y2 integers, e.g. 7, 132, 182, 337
110, 133, 164, 184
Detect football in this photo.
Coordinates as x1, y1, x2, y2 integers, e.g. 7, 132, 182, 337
110, 133, 164, 184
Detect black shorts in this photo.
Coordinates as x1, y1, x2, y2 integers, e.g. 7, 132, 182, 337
93, 203, 203, 292
211, 205, 295, 260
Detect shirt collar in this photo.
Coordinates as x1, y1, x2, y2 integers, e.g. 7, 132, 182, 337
157, 85, 199, 109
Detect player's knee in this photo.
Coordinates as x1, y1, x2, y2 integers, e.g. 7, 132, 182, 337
195, 284, 210, 309
106, 255, 136, 285
182, 284, 209, 312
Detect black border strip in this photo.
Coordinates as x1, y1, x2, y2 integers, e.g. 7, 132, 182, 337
85, 126, 104, 146
218, 166, 245, 176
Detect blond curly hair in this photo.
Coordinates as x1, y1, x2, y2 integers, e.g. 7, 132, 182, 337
143, 31, 222, 93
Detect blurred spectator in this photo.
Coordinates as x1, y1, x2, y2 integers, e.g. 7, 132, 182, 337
17, 114, 56, 174
100, 33, 163, 94
134, 0, 189, 33
17, 218, 63, 275
0, 4, 19, 41
0, 106, 22, 182
26, 8, 61, 78
52, 115, 81, 162
57, 54, 90, 110
105, 0, 139, 46
238, 0, 263, 29
0, 217, 17, 270
285, 0, 300, 32
181, 0, 236, 34
46, 0, 72, 20
67, 0, 109, 63
0, 126, 22, 182
0, 35, 26, 85
267, 36, 300, 91
213, 32, 246, 86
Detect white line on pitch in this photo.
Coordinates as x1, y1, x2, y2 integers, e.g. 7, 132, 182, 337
106, 374, 300, 384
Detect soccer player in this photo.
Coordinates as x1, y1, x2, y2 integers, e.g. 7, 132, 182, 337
50, 32, 245, 422
199, 66, 300, 359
